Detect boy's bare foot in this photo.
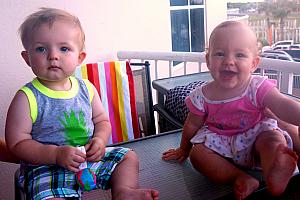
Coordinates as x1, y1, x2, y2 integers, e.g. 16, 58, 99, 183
113, 187, 159, 200
265, 144, 298, 196
234, 174, 259, 200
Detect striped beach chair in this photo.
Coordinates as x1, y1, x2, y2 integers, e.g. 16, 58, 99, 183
75, 61, 141, 144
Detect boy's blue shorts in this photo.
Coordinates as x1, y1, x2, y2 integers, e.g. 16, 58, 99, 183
19, 147, 130, 200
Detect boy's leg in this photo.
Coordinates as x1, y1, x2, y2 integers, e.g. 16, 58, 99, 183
110, 151, 159, 200
190, 144, 259, 200
255, 131, 298, 196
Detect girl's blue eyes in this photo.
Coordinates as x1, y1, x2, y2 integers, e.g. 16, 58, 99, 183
60, 47, 69, 52
215, 52, 224, 56
214, 52, 246, 58
236, 53, 246, 57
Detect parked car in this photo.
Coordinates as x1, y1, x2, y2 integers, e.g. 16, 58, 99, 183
260, 50, 294, 61
270, 40, 295, 51
289, 44, 300, 50
271, 40, 294, 48
272, 45, 290, 50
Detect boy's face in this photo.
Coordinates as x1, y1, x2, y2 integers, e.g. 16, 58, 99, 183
206, 24, 260, 91
21, 20, 86, 83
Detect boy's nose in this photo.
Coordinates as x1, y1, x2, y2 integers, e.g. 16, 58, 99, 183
48, 49, 59, 60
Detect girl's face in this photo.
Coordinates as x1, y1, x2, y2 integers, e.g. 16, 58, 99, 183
206, 24, 260, 93
21, 20, 86, 87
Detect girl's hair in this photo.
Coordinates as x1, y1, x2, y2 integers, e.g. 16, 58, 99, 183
19, 7, 85, 50
208, 20, 258, 53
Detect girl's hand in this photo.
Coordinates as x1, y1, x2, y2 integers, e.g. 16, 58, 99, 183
55, 146, 86, 172
85, 137, 106, 162
162, 148, 189, 163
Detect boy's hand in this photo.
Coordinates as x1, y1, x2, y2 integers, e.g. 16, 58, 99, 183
85, 137, 105, 162
55, 146, 86, 172
162, 148, 189, 163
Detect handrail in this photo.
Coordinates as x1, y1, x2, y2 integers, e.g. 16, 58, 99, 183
118, 51, 206, 79
117, 50, 300, 96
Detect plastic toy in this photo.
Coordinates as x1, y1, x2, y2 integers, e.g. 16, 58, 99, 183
75, 146, 97, 191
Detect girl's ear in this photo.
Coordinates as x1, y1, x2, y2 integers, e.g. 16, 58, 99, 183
205, 52, 211, 70
251, 55, 260, 73
21, 51, 31, 67
78, 51, 86, 65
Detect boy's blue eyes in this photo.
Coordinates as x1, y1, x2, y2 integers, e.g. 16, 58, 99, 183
36, 47, 46, 52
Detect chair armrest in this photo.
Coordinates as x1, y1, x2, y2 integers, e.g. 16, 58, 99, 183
153, 104, 183, 129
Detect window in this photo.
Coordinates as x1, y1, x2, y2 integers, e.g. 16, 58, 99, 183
170, 0, 205, 53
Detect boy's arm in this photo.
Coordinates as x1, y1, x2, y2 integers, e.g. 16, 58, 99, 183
85, 85, 111, 161
90, 85, 111, 143
0, 139, 19, 163
5, 91, 58, 164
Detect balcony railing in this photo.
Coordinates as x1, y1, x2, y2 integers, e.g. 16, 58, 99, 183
118, 50, 300, 101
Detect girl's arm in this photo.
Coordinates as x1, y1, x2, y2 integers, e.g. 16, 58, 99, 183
264, 87, 300, 126
180, 112, 205, 151
162, 112, 205, 162
85, 85, 111, 161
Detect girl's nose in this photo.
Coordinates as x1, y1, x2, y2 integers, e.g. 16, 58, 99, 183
223, 55, 235, 65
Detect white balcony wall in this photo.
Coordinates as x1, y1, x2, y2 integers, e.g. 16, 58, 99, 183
0, 1, 227, 199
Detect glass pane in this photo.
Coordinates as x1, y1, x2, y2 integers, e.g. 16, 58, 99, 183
190, 8, 205, 52
190, 0, 203, 5
170, 9, 190, 52
170, 0, 188, 6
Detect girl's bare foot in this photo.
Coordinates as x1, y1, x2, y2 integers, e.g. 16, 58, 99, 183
113, 187, 159, 200
234, 174, 259, 200
265, 144, 298, 196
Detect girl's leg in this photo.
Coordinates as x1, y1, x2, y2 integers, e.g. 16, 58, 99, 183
190, 144, 259, 200
110, 151, 159, 200
255, 131, 298, 196
264, 108, 300, 165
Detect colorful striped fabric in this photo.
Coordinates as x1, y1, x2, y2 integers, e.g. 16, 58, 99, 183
75, 61, 140, 144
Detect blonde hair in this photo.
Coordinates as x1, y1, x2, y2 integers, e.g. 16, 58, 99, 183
208, 21, 258, 53
19, 7, 85, 50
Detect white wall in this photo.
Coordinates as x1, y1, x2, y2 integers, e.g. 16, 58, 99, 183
0, 1, 226, 199
205, 0, 228, 46
0, 1, 171, 199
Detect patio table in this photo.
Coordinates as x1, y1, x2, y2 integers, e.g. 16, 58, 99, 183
82, 129, 300, 200
152, 72, 212, 107
83, 130, 235, 200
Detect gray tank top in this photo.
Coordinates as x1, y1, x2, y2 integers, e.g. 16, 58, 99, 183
21, 77, 94, 147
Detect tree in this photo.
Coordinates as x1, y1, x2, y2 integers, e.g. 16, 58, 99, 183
259, 0, 297, 41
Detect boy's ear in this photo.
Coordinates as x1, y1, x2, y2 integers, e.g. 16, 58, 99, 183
21, 51, 31, 67
78, 51, 86, 64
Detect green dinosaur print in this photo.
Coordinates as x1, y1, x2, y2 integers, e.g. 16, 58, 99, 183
59, 109, 90, 146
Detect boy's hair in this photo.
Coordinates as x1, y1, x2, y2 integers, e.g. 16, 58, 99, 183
19, 7, 85, 50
